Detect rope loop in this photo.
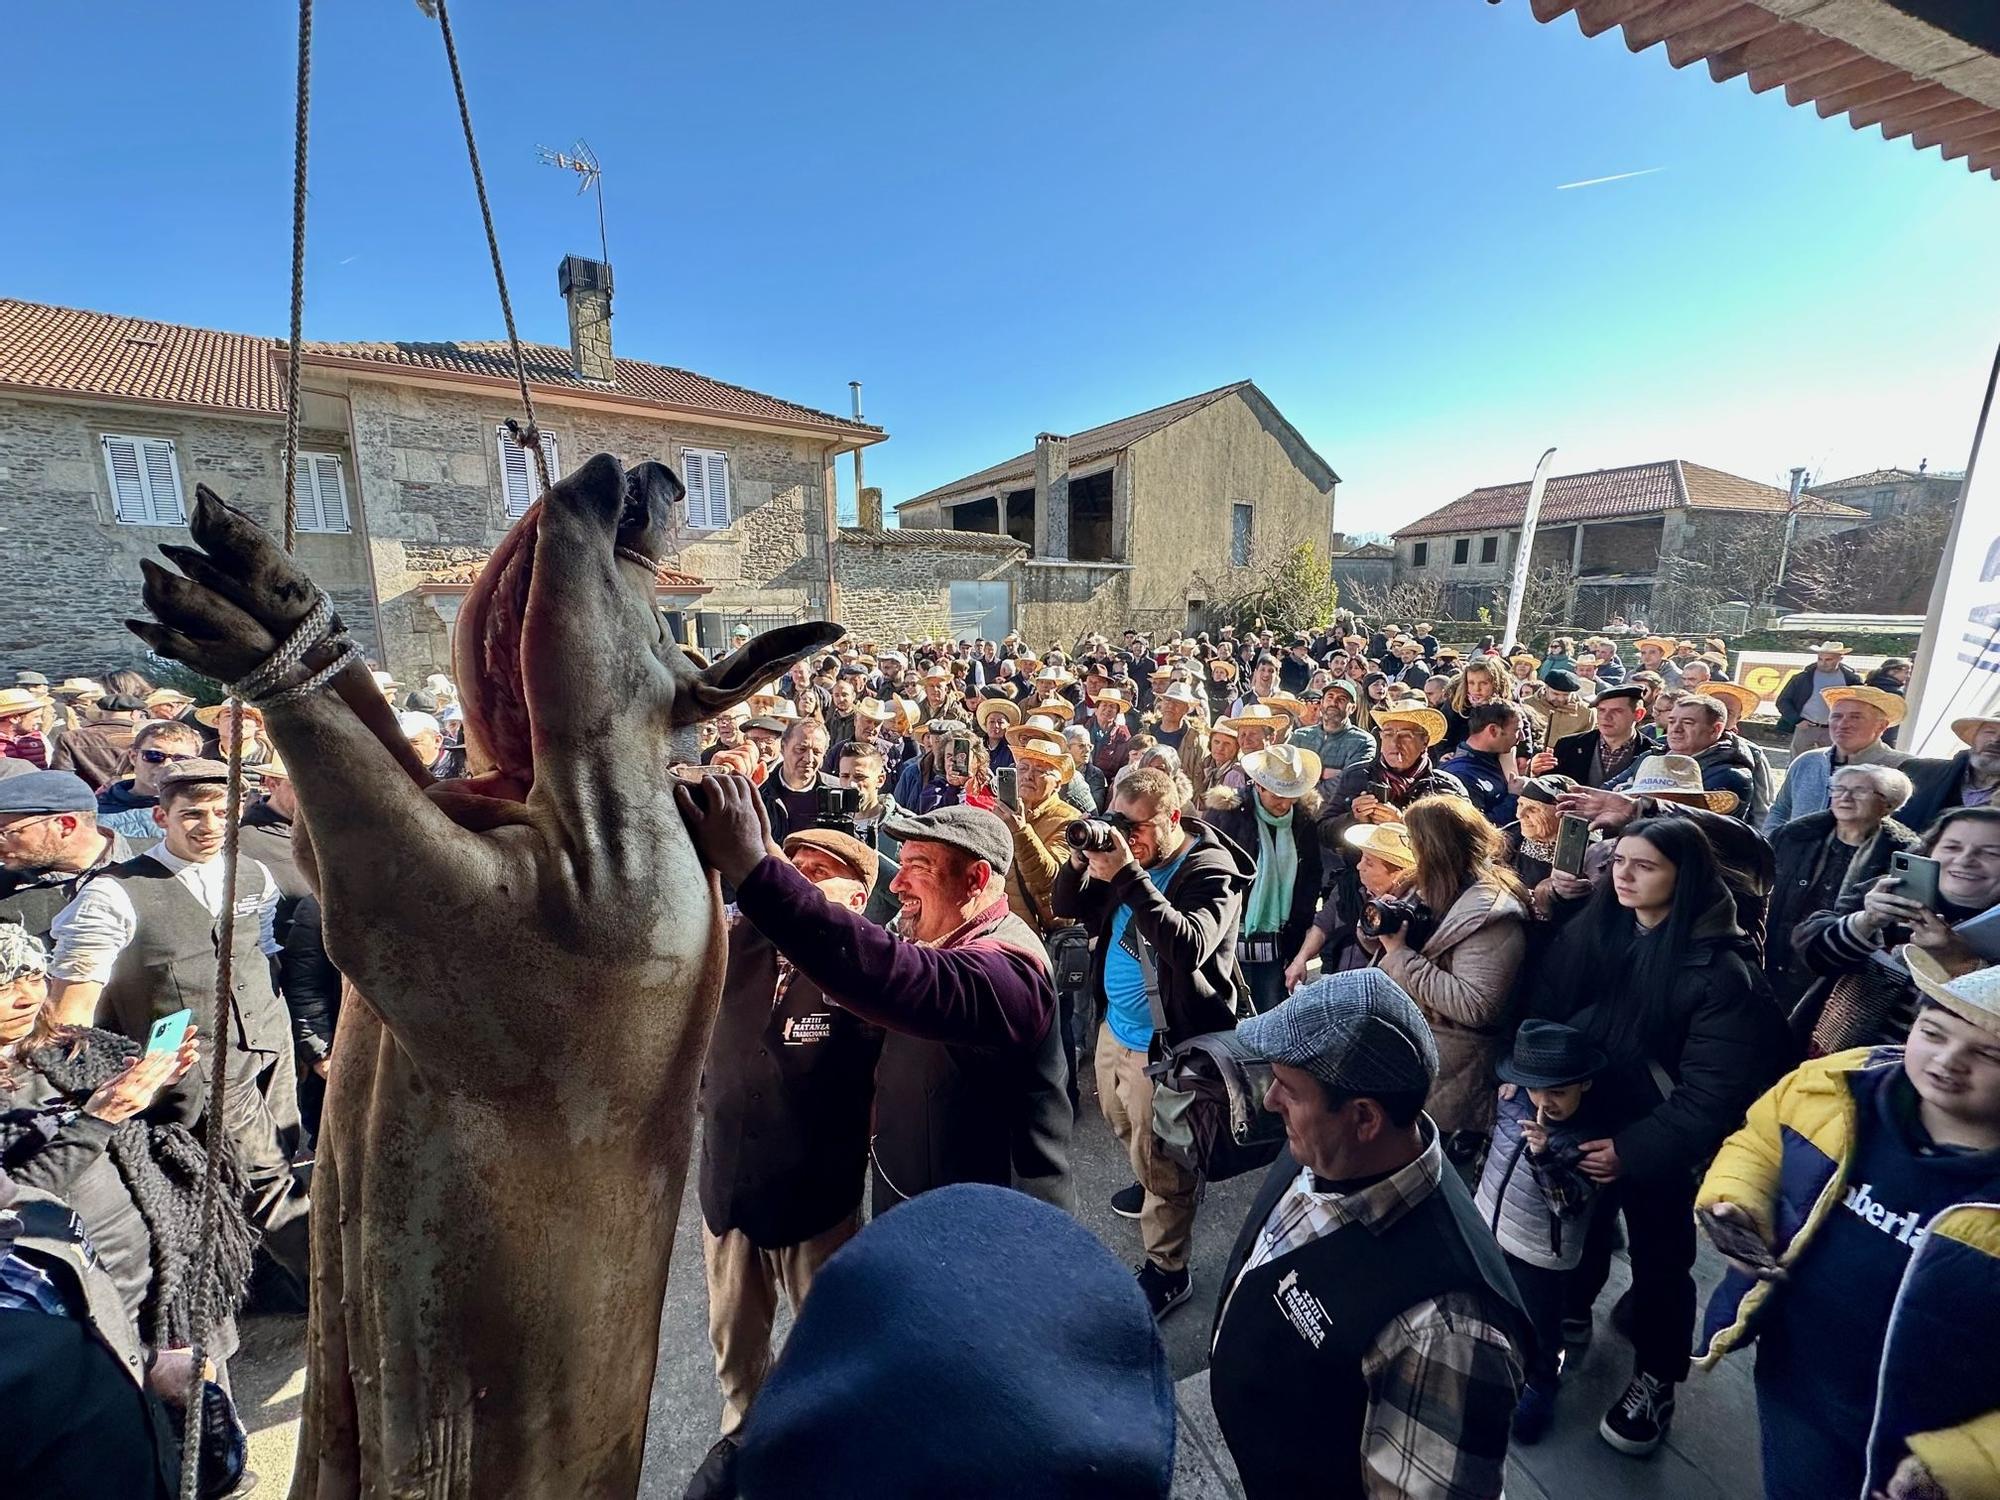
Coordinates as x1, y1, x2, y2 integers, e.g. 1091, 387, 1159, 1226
228, 590, 335, 702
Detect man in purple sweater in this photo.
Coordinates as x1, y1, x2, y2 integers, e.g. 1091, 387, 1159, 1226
677, 776, 1073, 1214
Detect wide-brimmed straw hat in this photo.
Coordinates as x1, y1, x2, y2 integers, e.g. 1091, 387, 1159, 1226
1702, 681, 1763, 720
1635, 636, 1677, 654
0, 688, 44, 717
194, 702, 264, 729
1011, 733, 1073, 773
975, 697, 1022, 727
1258, 694, 1310, 723
1953, 714, 2000, 746
1207, 659, 1238, 682
1342, 821, 1416, 869
1160, 682, 1202, 708
1906, 949, 2000, 1038
143, 688, 193, 710
1092, 689, 1134, 714
1807, 641, 1850, 654
1220, 703, 1289, 736
55, 677, 104, 698
1821, 685, 1907, 727
1623, 753, 1739, 814
1372, 705, 1447, 746
854, 698, 899, 725
1242, 744, 1321, 800
1033, 666, 1077, 689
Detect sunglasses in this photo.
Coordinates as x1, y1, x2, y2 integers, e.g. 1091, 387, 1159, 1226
139, 749, 195, 766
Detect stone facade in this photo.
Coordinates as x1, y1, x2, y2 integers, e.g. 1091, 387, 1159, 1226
0, 392, 377, 677
833, 528, 1024, 641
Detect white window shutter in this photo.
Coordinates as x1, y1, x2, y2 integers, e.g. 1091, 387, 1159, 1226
681, 449, 731, 530
498, 426, 562, 518
298, 453, 350, 533
104, 436, 149, 522
103, 435, 185, 524
140, 439, 185, 522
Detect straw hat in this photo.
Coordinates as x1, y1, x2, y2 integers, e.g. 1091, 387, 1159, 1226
194, 702, 265, 729
975, 697, 1022, 727
1258, 694, 1310, 723
1220, 703, 1289, 737
894, 698, 925, 736
247, 754, 291, 781
0, 688, 45, 718
143, 688, 193, 710
1033, 665, 1077, 690
1622, 753, 1739, 814
371, 670, 401, 695
1208, 659, 1238, 682
1242, 744, 1321, 800
854, 698, 898, 726
1342, 821, 1417, 869
1509, 654, 1540, 669
1953, 714, 2000, 746
1012, 734, 1073, 774
1635, 636, 1677, 654
1160, 681, 1202, 709
1092, 689, 1134, 714
1821, 685, 1907, 727
1905, 949, 2000, 1038
55, 677, 104, 698
1807, 641, 1850, 655
1372, 704, 1448, 746
1703, 682, 1763, 721
1207, 720, 1241, 744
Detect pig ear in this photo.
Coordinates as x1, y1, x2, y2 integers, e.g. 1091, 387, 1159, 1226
678, 622, 845, 721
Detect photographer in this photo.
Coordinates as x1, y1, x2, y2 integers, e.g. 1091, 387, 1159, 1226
1051, 766, 1254, 1319
676, 779, 1071, 1214
1204, 744, 1325, 1015
1356, 795, 1528, 1164
1285, 822, 1417, 985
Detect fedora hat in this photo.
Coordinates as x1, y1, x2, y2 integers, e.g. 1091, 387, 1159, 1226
1623, 753, 1739, 814
1702, 681, 1763, 720
0, 688, 43, 717
1342, 821, 1416, 869
853, 698, 898, 725
247, 753, 292, 781
1258, 694, 1309, 723
1806, 640, 1849, 654
1160, 681, 1202, 708
1635, 636, 1677, 654
1012, 734, 1073, 773
1496, 1020, 1608, 1089
1953, 714, 2000, 746
1372, 705, 1448, 746
1821, 685, 1907, 727
55, 677, 104, 698
1092, 689, 1134, 714
194, 701, 265, 729
975, 697, 1022, 727
893, 698, 925, 736
1207, 720, 1241, 743
1242, 744, 1320, 800
1906, 949, 2000, 1038
1220, 703, 1289, 736
143, 688, 193, 710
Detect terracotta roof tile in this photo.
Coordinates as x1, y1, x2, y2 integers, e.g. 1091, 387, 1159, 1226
1394, 460, 1867, 539
900, 381, 1253, 508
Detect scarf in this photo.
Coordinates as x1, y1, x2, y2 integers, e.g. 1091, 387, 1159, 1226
1245, 795, 1298, 938
1377, 751, 1433, 805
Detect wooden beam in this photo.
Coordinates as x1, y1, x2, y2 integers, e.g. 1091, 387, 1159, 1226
1616, 0, 1741, 54
1849, 81, 1955, 132
1814, 68, 1929, 120
1664, 7, 1784, 73
1784, 55, 1899, 109
1883, 92, 1991, 140
1746, 37, 1850, 95
1916, 114, 2000, 153
1528, 0, 1581, 23
1570, 0, 1631, 40
1707, 20, 1824, 86
1937, 120, 2000, 162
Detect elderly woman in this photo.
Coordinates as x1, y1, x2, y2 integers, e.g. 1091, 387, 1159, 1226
1206, 744, 1324, 1014
1285, 820, 1415, 986
1191, 720, 1240, 802
1765, 763, 1920, 1009
1507, 773, 1582, 888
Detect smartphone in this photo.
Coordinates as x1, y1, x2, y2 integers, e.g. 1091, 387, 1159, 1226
146, 1008, 194, 1057
1365, 781, 1390, 803
994, 766, 1019, 810
1553, 814, 1591, 878
947, 736, 974, 780
1890, 852, 1941, 911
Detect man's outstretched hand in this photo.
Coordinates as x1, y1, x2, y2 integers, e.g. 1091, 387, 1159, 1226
674, 773, 780, 887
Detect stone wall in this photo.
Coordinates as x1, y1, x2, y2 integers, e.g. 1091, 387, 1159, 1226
0, 393, 377, 679
337, 378, 836, 678
833, 529, 1023, 641
1018, 559, 1132, 647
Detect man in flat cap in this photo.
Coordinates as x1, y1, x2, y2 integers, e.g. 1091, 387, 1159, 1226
0, 770, 135, 944
46, 758, 310, 1289
1209, 969, 1529, 1500
677, 778, 1071, 1217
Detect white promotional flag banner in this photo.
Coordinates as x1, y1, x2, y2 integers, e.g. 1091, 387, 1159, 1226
1906, 344, 2000, 758
1501, 447, 1557, 652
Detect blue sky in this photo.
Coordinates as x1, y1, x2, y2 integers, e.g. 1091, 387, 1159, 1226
6, 0, 1999, 532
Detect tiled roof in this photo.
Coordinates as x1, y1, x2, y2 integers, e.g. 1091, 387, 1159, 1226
899, 381, 1253, 509
0, 298, 879, 440
1394, 460, 1868, 539
1811, 468, 1931, 490
0, 298, 285, 413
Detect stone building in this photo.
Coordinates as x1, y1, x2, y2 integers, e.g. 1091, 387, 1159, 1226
1391, 459, 1867, 627
1329, 535, 1396, 601
893, 381, 1339, 643
0, 276, 882, 679
1806, 464, 1963, 520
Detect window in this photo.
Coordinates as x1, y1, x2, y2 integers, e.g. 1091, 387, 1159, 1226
1411, 541, 1429, 567
1479, 535, 1499, 564
1230, 503, 1253, 566
497, 425, 562, 519
682, 448, 733, 531
295, 452, 352, 534
101, 434, 185, 525
1452, 537, 1470, 565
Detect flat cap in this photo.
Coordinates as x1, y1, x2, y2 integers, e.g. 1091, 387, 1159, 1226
1541, 668, 1582, 693
156, 758, 234, 795
783, 827, 880, 891
14, 672, 49, 688
1591, 684, 1646, 707
0, 769, 98, 816
879, 803, 1014, 877
1226, 969, 1438, 1097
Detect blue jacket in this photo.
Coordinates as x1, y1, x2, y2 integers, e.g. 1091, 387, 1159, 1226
1437, 745, 1517, 825
1697, 1047, 2000, 1498
1762, 742, 1909, 833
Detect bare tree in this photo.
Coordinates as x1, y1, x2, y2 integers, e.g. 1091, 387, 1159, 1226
1344, 571, 1451, 628
1192, 539, 1342, 635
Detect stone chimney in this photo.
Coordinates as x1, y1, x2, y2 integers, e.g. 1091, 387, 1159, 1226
859, 486, 885, 531
558, 255, 615, 382
1033, 432, 1070, 559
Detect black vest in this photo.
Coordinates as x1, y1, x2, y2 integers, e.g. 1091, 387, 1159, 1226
94, 855, 288, 1078
869, 909, 1074, 1214
1209, 1147, 1530, 1500
698, 920, 883, 1249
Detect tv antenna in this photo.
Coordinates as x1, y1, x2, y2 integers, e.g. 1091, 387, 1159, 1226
537, 138, 608, 263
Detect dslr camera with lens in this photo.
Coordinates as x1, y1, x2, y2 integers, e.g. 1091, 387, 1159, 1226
1064, 812, 1135, 853
1357, 894, 1435, 949
814, 784, 862, 839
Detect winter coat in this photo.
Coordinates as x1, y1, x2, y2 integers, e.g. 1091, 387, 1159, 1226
48, 707, 143, 791
1765, 815, 1919, 1009
1205, 790, 1324, 959
1551, 726, 1663, 788
1696, 1047, 2000, 1500
1613, 735, 1759, 821
1004, 792, 1085, 935
1900, 750, 1987, 834
1528, 890, 1793, 1182
1052, 815, 1254, 1045
1473, 1086, 1606, 1270
1763, 742, 1910, 832
1360, 880, 1527, 1134
1773, 662, 1862, 732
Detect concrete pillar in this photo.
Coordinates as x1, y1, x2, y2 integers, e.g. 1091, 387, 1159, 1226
859, 486, 885, 531
1034, 433, 1070, 559
558, 256, 615, 383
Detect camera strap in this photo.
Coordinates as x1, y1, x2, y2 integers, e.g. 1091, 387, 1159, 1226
1132, 925, 1169, 1041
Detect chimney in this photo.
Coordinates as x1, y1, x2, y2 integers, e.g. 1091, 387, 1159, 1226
558, 255, 615, 382
1034, 432, 1070, 559
859, 486, 884, 531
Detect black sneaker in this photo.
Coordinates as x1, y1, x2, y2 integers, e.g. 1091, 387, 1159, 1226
1599, 1372, 1675, 1456
1110, 1182, 1145, 1219
1136, 1260, 1192, 1319
683, 1436, 740, 1500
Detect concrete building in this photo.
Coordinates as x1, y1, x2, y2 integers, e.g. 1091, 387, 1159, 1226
1391, 459, 1867, 627
1329, 534, 1396, 601
0, 277, 882, 679
894, 381, 1339, 643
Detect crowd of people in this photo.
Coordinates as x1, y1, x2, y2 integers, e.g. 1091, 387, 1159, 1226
1, 615, 1995, 1499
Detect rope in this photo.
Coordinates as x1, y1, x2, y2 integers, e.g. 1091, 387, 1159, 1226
431, 0, 551, 496
279, 0, 314, 555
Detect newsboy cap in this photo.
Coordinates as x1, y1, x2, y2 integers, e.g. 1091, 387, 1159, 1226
155, 758, 234, 796
1225, 969, 1438, 1097
0, 770, 98, 817
879, 804, 1014, 877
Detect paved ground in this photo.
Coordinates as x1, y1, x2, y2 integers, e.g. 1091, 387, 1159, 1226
234, 1094, 1763, 1498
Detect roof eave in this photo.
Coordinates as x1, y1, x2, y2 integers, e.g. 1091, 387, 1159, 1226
0, 380, 285, 423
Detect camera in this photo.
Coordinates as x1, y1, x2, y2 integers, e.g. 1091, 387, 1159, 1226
1358, 894, 1434, 948
815, 784, 861, 838
1064, 813, 1134, 853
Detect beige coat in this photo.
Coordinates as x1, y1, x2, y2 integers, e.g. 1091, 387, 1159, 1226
1362, 880, 1527, 1135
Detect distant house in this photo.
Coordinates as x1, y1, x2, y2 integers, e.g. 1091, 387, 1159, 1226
1329, 535, 1396, 602
1807, 465, 1963, 520
1391, 459, 1867, 626
895, 381, 1339, 642
0, 269, 883, 678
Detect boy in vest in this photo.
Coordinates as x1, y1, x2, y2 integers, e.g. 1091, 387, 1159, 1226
1473, 1020, 1610, 1443
1210, 969, 1529, 1499
46, 758, 311, 1288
